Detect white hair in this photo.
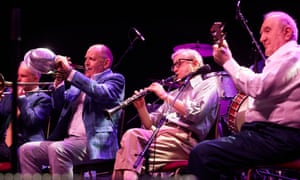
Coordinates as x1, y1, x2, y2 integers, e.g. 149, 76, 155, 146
171, 48, 204, 67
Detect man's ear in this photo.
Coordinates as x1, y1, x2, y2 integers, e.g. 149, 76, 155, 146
33, 74, 40, 82
103, 59, 111, 69
284, 26, 293, 40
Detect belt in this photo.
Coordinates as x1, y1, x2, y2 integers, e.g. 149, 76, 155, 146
165, 122, 200, 141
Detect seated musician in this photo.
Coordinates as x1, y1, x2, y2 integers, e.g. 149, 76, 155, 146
112, 48, 220, 179
188, 11, 300, 179
0, 57, 52, 170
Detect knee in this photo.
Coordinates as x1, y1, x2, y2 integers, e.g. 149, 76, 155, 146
122, 128, 136, 137
189, 144, 200, 164
18, 143, 34, 158
48, 142, 62, 157
120, 128, 140, 142
19, 142, 30, 152
189, 141, 212, 164
191, 142, 209, 155
18, 144, 25, 159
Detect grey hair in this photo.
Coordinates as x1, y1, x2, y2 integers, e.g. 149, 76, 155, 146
19, 60, 41, 79
171, 48, 204, 68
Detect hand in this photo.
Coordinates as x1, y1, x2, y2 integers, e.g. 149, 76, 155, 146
55, 55, 73, 78
17, 86, 25, 96
145, 82, 167, 100
54, 76, 64, 87
212, 40, 232, 66
132, 89, 146, 109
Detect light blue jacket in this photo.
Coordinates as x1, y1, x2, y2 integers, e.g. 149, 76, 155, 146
48, 69, 125, 159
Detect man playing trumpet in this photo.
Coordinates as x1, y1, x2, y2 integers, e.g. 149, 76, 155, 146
19, 44, 125, 179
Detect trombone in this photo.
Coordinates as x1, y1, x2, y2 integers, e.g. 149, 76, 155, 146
0, 73, 53, 94
0, 48, 86, 96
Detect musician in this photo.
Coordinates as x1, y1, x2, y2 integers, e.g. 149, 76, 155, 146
0, 58, 52, 166
188, 11, 300, 179
18, 44, 125, 179
112, 48, 220, 179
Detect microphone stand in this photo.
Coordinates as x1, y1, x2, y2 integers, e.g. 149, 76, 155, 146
112, 36, 140, 71
126, 99, 160, 125
133, 73, 193, 175
236, 0, 266, 72
10, 7, 22, 173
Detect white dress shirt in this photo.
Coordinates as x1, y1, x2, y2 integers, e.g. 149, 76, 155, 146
223, 41, 300, 128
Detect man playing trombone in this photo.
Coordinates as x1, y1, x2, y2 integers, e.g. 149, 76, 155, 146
112, 48, 220, 179
0, 57, 52, 169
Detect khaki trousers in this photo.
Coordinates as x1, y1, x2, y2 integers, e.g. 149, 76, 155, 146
113, 125, 198, 176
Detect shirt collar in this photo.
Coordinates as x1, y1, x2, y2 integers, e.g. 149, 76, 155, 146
91, 68, 112, 80
188, 74, 204, 89
266, 40, 298, 65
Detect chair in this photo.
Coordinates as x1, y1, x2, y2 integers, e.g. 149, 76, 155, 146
73, 110, 126, 179
0, 162, 12, 173
0, 122, 13, 174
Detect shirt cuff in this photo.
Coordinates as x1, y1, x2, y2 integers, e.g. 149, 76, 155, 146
223, 58, 241, 79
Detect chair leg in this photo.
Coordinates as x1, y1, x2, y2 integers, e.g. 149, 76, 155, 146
112, 170, 123, 180
255, 169, 299, 180
88, 170, 93, 178
247, 168, 253, 180
174, 168, 181, 176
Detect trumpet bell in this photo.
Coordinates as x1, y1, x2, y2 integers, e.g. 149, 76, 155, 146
24, 48, 56, 74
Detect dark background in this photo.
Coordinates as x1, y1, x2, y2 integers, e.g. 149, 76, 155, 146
1, 0, 299, 129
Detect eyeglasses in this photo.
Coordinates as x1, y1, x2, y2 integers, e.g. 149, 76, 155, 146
171, 58, 193, 71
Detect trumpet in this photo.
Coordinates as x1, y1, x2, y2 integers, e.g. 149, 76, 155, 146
104, 75, 177, 119
25, 47, 84, 75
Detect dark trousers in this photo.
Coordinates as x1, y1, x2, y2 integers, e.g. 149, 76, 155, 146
188, 121, 300, 180
0, 143, 11, 161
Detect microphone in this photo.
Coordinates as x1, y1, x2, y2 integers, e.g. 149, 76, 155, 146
160, 75, 176, 85
133, 27, 145, 41
181, 64, 211, 82
235, 0, 241, 20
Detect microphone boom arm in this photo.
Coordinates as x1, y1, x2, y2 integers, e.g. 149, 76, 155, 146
236, 0, 266, 62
